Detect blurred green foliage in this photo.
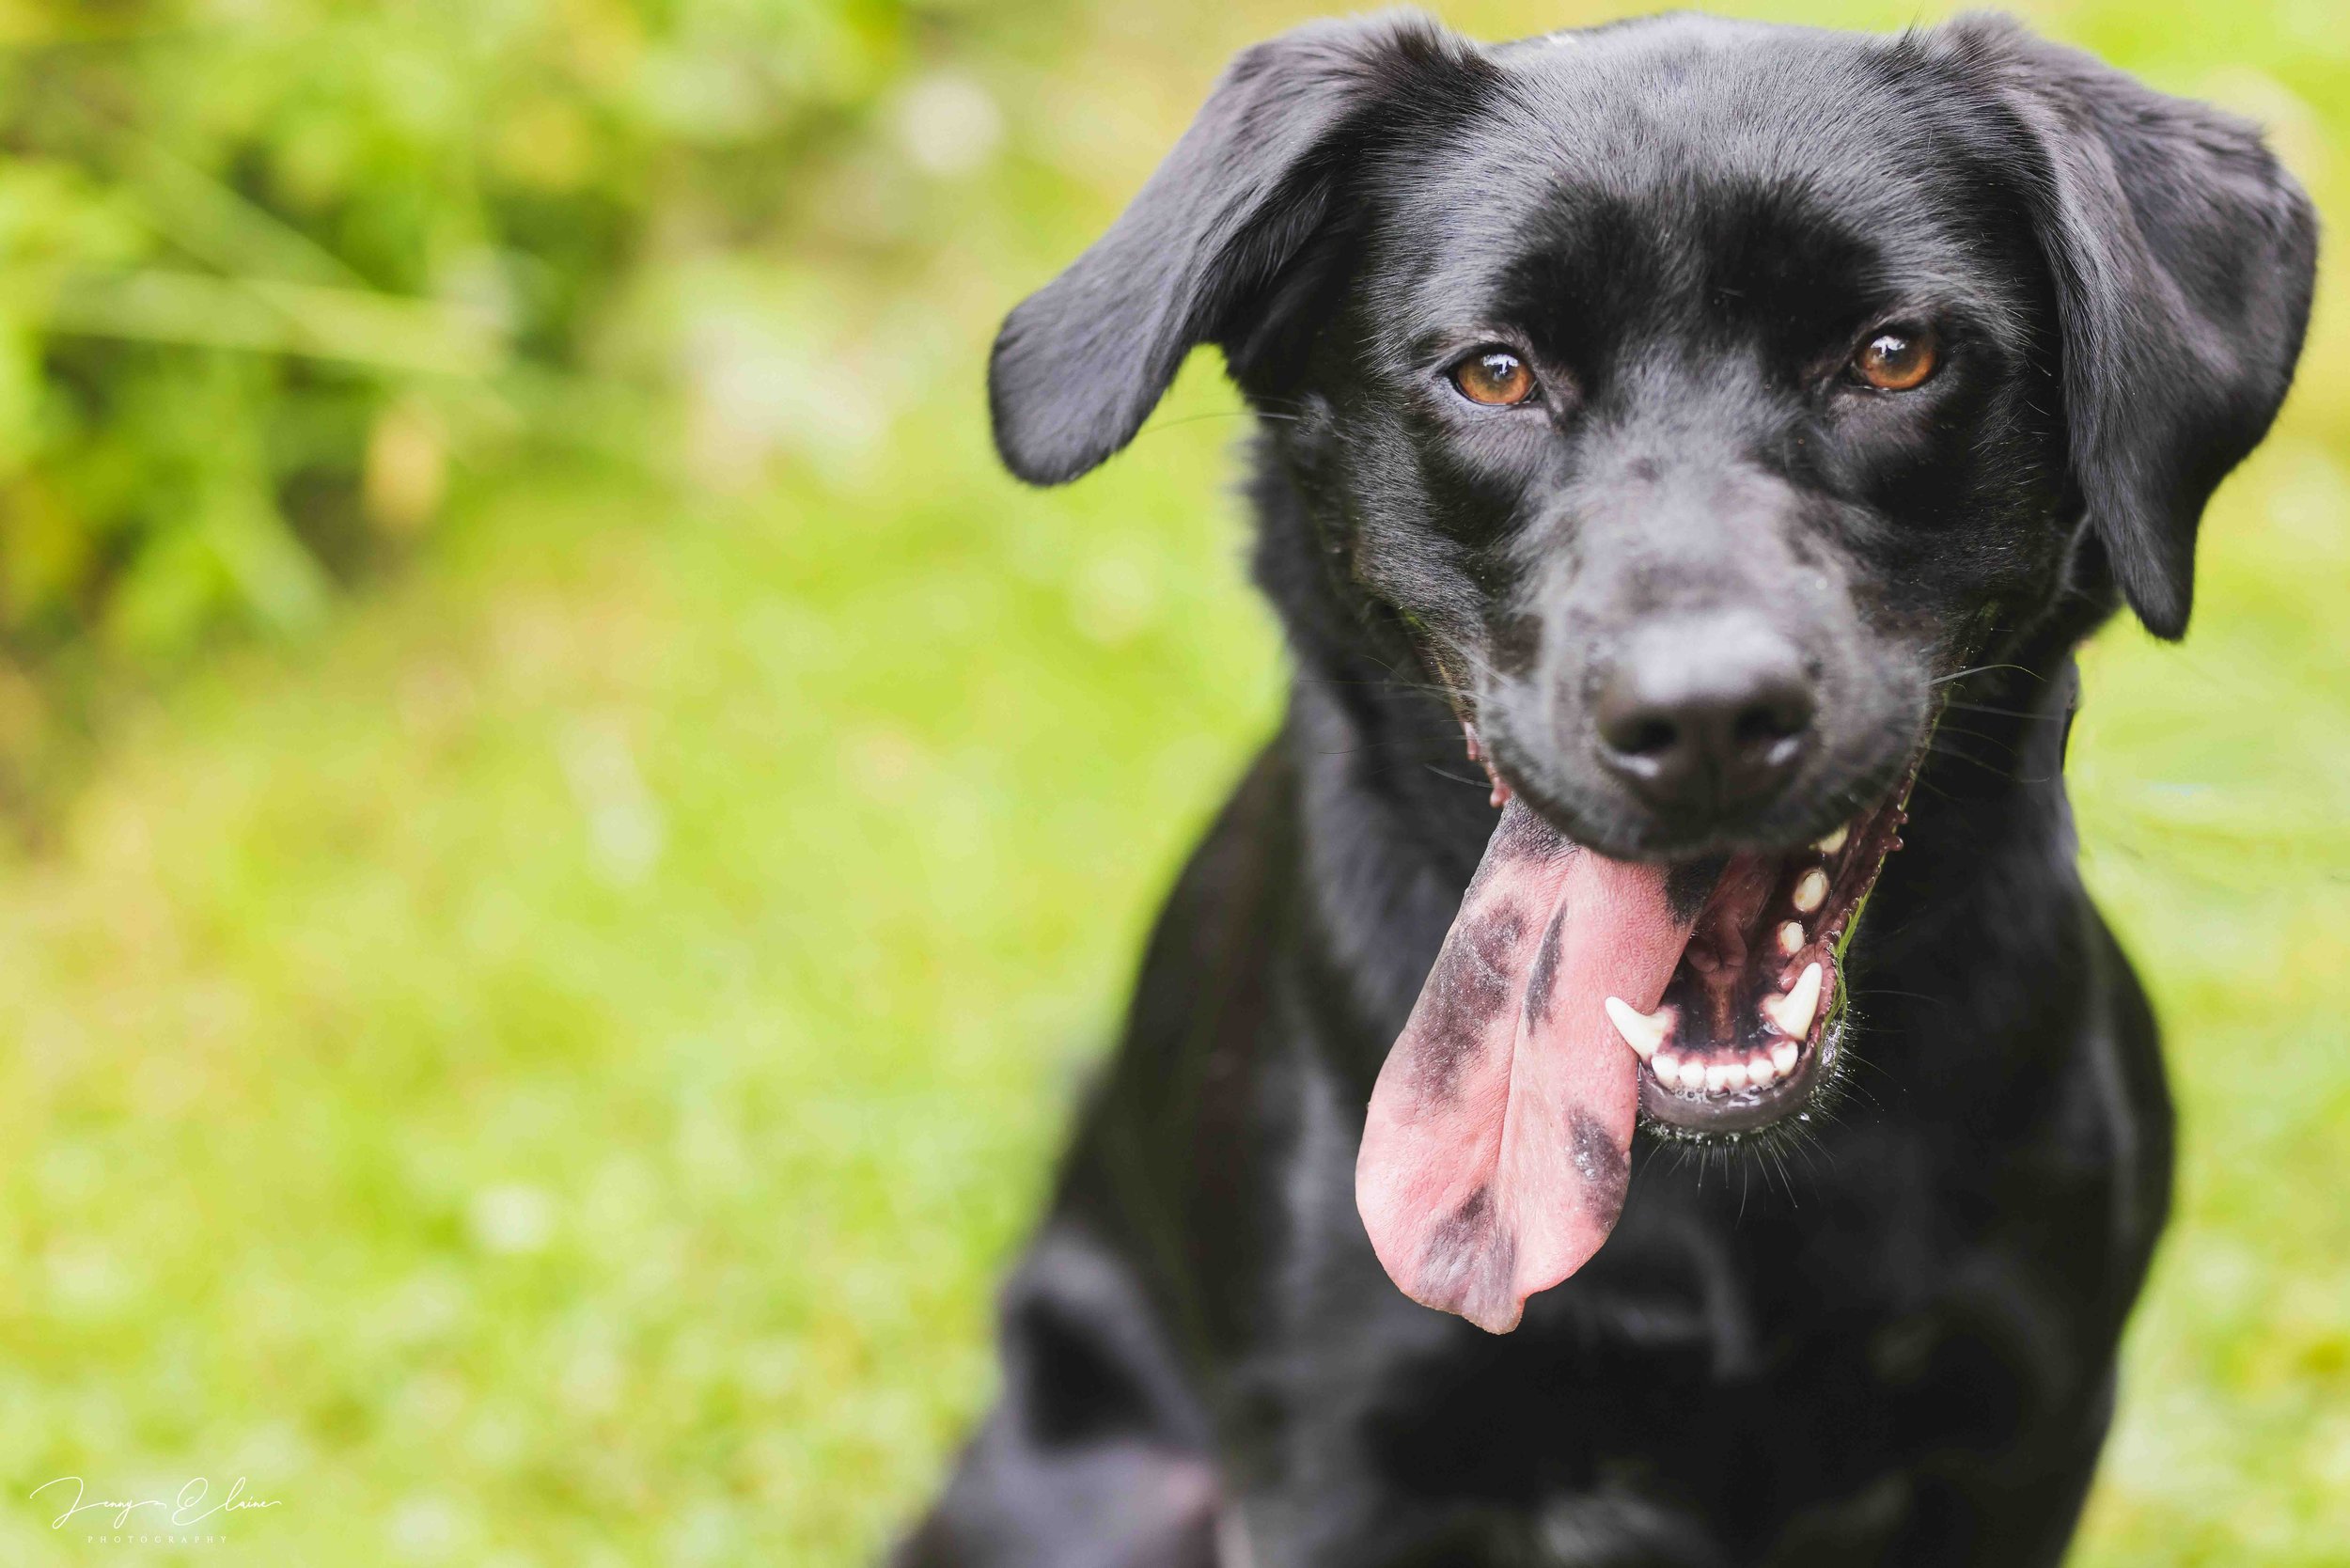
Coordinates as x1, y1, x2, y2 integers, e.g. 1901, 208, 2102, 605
0, 0, 1046, 804
0, 1, 2342, 1564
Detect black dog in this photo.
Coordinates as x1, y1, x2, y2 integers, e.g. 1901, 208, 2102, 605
901, 11, 2315, 1565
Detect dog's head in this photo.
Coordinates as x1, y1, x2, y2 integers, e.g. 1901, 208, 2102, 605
990, 12, 2314, 1329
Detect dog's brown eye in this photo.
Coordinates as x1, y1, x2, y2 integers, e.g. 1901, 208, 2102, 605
1450, 350, 1537, 407
1850, 325, 1940, 391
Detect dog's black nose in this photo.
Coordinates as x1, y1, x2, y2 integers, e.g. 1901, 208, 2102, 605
1594, 619, 1815, 813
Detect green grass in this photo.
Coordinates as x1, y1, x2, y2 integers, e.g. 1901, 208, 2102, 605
0, 1, 2345, 1563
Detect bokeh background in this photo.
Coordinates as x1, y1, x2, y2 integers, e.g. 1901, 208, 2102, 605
0, 0, 2340, 1561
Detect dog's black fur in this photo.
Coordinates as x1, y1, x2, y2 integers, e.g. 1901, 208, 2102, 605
900, 12, 2316, 1565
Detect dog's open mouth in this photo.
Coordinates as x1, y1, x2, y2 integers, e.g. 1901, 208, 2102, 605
1354, 728, 1913, 1333
1624, 785, 1909, 1135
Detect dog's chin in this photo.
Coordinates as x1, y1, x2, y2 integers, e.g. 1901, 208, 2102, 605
1499, 761, 1919, 1141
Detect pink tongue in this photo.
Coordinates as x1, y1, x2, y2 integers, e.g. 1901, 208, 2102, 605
1355, 798, 1697, 1332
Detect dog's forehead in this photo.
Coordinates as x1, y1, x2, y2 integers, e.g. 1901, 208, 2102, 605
1481, 20, 1941, 195
1371, 21, 1995, 321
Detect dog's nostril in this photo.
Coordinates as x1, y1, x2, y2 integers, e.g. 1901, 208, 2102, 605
1733, 697, 1810, 746
1622, 716, 1681, 757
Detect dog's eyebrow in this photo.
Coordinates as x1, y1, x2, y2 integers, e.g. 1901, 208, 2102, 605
1402, 327, 1520, 367
1839, 287, 2032, 361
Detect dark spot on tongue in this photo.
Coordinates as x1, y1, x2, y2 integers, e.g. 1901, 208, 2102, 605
1412, 907, 1530, 1100
1568, 1107, 1629, 1218
1521, 905, 1567, 1032
1416, 1185, 1516, 1328
1667, 854, 1730, 924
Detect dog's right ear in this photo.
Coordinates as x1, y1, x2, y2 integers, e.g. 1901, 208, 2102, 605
989, 11, 1488, 486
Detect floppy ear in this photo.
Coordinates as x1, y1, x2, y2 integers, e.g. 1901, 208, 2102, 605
1943, 16, 2318, 638
989, 11, 1489, 486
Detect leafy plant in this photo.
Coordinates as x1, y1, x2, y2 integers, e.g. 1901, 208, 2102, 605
0, 0, 989, 661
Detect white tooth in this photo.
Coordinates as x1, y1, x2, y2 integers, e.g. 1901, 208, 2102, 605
1771, 1040, 1799, 1074
1815, 824, 1849, 856
1704, 1061, 1732, 1094
1604, 996, 1669, 1060
1792, 869, 1829, 914
1721, 1061, 1749, 1092
1653, 1051, 1684, 1090
1778, 920, 1806, 957
1747, 1052, 1778, 1086
1762, 961, 1825, 1039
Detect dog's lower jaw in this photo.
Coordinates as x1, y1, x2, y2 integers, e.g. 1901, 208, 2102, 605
1638, 1015, 1843, 1139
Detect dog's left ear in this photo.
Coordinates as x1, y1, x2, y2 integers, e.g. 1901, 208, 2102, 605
989, 11, 1490, 487
1942, 16, 2319, 638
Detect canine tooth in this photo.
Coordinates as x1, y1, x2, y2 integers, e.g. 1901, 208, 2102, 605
1653, 1051, 1685, 1090
1604, 996, 1669, 1060
1778, 920, 1806, 957
1704, 1061, 1733, 1094
1747, 1053, 1778, 1086
1791, 869, 1828, 914
1762, 961, 1825, 1039
1771, 1040, 1799, 1074
1815, 824, 1849, 855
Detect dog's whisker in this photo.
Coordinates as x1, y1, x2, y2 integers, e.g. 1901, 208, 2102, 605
1939, 699, 2060, 720
1932, 662, 2042, 687
1134, 410, 1304, 439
